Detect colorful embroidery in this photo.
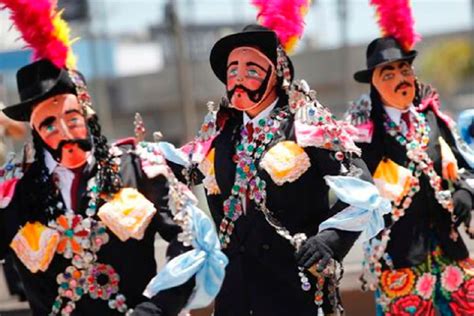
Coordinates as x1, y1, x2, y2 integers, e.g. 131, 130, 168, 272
10, 222, 60, 273
441, 266, 464, 293
459, 258, 474, 277
97, 188, 157, 241
260, 141, 310, 185
389, 294, 435, 316
198, 148, 220, 194
415, 273, 436, 299
449, 278, 474, 315
381, 268, 416, 298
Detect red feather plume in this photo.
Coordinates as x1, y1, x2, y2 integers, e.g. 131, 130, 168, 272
252, 0, 311, 53
370, 0, 421, 51
0, 0, 76, 69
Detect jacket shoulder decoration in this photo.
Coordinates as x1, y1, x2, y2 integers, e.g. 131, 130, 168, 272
344, 94, 374, 144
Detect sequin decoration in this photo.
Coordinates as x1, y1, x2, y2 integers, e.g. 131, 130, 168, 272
56, 266, 86, 301
52, 213, 91, 259
219, 108, 289, 247
86, 263, 120, 300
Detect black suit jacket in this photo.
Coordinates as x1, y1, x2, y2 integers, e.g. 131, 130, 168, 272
358, 103, 474, 269
0, 145, 187, 315
197, 100, 372, 316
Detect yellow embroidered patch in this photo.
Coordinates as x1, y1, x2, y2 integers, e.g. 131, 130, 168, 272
260, 141, 311, 185
10, 222, 60, 273
98, 188, 157, 241
373, 159, 413, 202
439, 136, 458, 182
198, 148, 220, 194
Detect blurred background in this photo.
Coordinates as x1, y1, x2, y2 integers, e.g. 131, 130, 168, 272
0, 0, 472, 315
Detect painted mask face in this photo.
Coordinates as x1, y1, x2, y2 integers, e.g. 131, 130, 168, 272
372, 60, 416, 110
226, 46, 277, 113
31, 94, 91, 169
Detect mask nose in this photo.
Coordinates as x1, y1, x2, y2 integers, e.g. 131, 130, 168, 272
58, 119, 74, 139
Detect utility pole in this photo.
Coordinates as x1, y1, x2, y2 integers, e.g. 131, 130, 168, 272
167, 0, 198, 142
337, 0, 350, 112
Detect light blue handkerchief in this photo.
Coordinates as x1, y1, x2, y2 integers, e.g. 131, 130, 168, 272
144, 201, 228, 309
319, 176, 391, 241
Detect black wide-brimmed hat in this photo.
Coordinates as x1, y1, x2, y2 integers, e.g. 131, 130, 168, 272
3, 59, 82, 122
354, 37, 417, 83
210, 24, 294, 84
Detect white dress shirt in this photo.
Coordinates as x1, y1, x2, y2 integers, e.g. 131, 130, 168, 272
243, 98, 278, 127
44, 150, 92, 211
384, 104, 416, 135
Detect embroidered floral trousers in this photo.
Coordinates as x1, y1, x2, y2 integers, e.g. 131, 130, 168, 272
375, 247, 474, 316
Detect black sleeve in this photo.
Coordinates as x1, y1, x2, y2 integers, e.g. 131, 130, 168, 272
132, 240, 196, 316
308, 148, 374, 260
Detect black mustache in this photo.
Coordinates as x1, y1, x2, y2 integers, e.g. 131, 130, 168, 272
56, 138, 92, 159
395, 81, 413, 93
227, 84, 261, 103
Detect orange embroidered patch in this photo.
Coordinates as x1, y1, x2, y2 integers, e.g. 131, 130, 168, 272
373, 159, 413, 202
10, 222, 60, 273
260, 141, 310, 185
198, 148, 220, 195
381, 268, 416, 298
98, 188, 157, 241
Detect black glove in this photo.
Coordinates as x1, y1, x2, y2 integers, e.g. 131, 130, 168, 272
295, 234, 334, 271
453, 189, 473, 227
131, 277, 196, 316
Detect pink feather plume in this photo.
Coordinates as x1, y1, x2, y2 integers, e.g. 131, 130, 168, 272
0, 0, 74, 68
370, 0, 421, 51
252, 0, 311, 53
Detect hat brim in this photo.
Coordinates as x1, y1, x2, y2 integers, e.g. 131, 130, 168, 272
3, 69, 76, 122
210, 30, 293, 84
354, 50, 418, 83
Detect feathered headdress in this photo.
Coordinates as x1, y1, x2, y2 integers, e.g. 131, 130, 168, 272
370, 0, 421, 51
252, 0, 311, 54
0, 0, 77, 69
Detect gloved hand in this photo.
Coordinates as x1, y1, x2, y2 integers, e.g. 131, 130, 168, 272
295, 234, 334, 272
453, 189, 473, 227
131, 277, 196, 316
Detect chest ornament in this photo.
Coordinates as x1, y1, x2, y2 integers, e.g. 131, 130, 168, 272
260, 140, 310, 185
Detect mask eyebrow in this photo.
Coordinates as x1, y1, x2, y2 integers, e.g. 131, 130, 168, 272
398, 61, 410, 69
246, 62, 266, 72
227, 61, 238, 70
65, 109, 83, 116
379, 65, 395, 76
38, 116, 56, 130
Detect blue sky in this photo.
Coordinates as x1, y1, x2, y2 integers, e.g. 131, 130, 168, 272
95, 0, 473, 48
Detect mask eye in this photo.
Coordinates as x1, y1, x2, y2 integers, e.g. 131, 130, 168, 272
247, 69, 259, 77
46, 124, 56, 133
382, 73, 395, 81
228, 67, 238, 77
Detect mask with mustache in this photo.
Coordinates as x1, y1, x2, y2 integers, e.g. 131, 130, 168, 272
372, 61, 416, 110
33, 129, 92, 166
227, 66, 272, 103
226, 47, 278, 113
